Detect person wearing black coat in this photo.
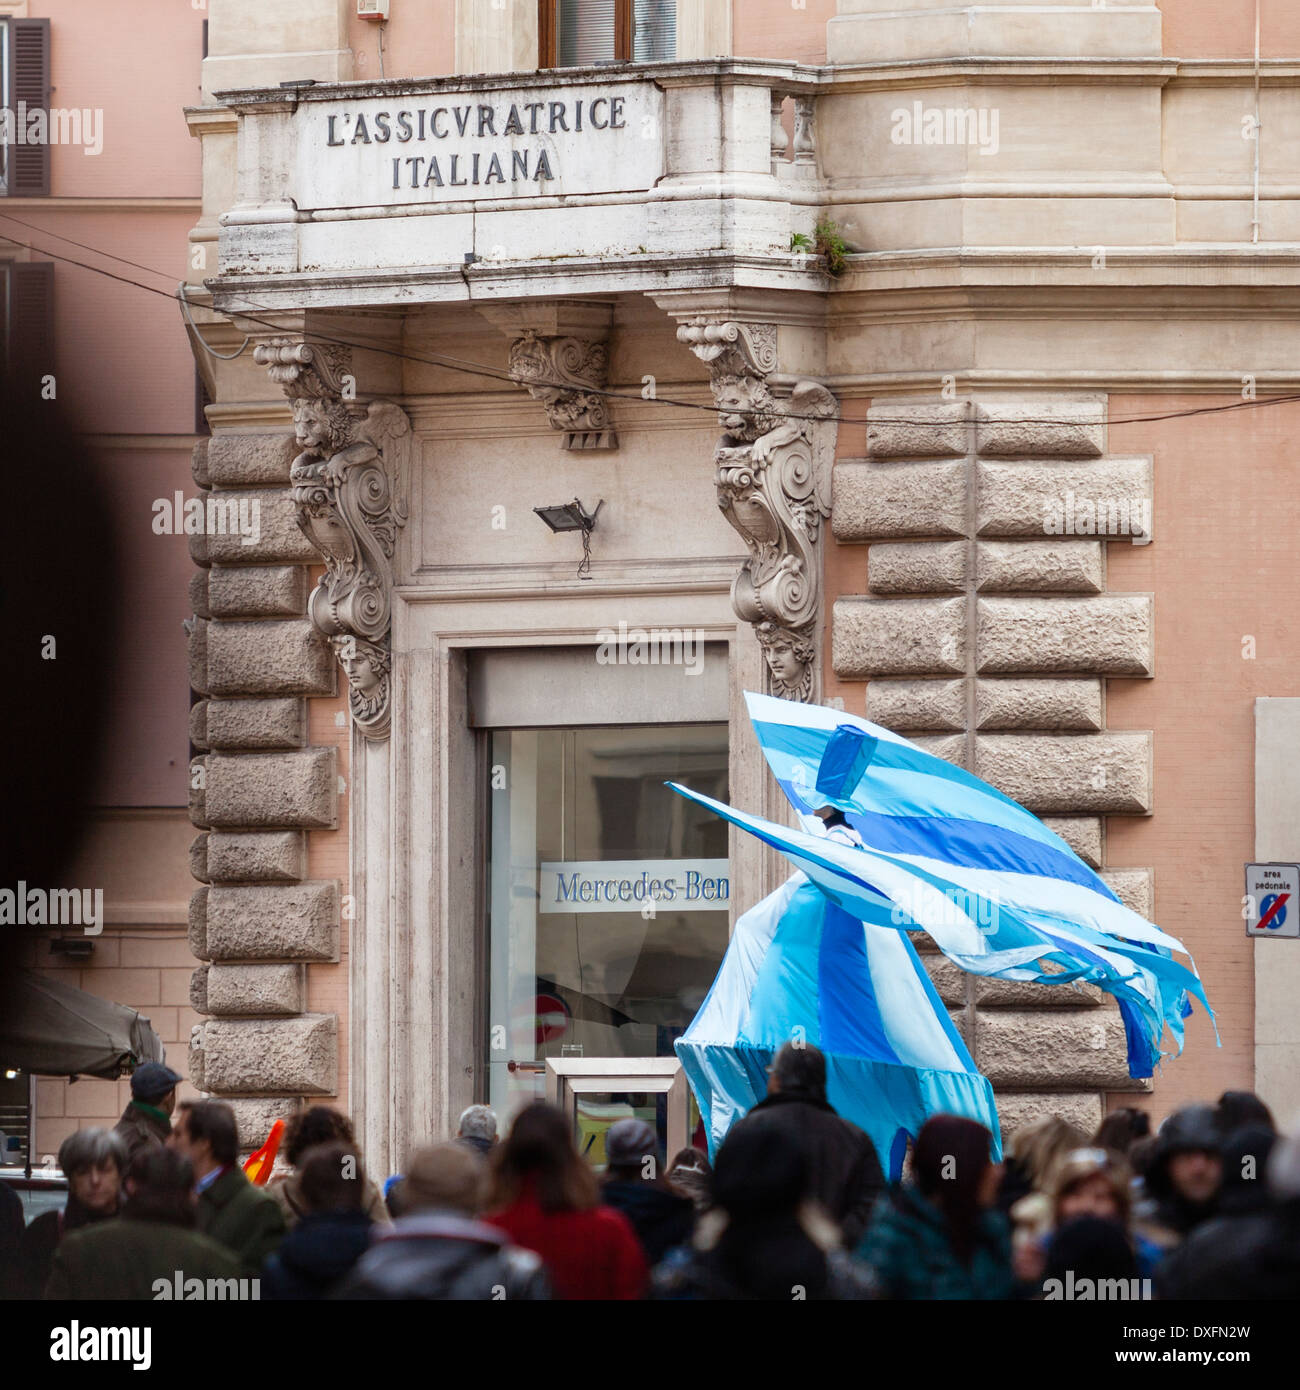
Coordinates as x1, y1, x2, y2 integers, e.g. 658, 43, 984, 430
725, 1041, 885, 1247
599, 1119, 695, 1264
261, 1143, 373, 1300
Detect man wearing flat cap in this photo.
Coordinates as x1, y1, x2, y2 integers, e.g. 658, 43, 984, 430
113, 1061, 183, 1165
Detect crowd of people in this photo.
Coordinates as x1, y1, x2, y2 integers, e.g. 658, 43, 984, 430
2, 1049, 1297, 1300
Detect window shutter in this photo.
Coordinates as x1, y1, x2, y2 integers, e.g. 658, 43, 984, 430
7, 261, 54, 396
632, 0, 675, 62
558, 0, 617, 66
7, 18, 51, 197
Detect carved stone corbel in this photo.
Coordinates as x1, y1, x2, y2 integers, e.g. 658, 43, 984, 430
507, 330, 617, 450
677, 318, 837, 703
254, 337, 410, 740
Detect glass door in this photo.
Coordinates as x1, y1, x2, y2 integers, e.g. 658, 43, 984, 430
485, 723, 727, 1128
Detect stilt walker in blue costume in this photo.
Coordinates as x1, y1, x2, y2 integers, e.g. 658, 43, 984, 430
672, 694, 1215, 1177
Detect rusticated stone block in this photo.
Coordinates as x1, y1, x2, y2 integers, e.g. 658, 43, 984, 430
1041, 816, 1103, 868
206, 492, 318, 566
189, 569, 211, 619
192, 438, 210, 488
833, 597, 966, 678
866, 400, 969, 459
206, 830, 306, 883
994, 1092, 1105, 1141
976, 457, 1151, 538
976, 596, 1153, 677
926, 956, 1104, 1009
207, 620, 335, 698
975, 733, 1152, 816
1100, 867, 1153, 919
209, 566, 309, 620
201, 1015, 337, 1096
206, 963, 304, 1016
832, 460, 967, 541
189, 701, 209, 752
228, 1097, 303, 1152
205, 882, 339, 961
911, 735, 966, 767
207, 432, 296, 487
188, 617, 209, 696
975, 540, 1104, 594
189, 832, 209, 885
190, 964, 208, 1013
205, 748, 337, 829
188, 886, 209, 961
975, 400, 1104, 458
206, 698, 306, 751
868, 541, 966, 594
975, 679, 1103, 732
189, 528, 209, 568
975, 1008, 1149, 1091
188, 757, 209, 830
866, 678, 966, 732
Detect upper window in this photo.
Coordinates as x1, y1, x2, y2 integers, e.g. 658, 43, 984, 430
540, 0, 676, 69
1, 17, 51, 196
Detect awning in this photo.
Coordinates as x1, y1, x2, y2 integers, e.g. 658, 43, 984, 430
0, 970, 164, 1080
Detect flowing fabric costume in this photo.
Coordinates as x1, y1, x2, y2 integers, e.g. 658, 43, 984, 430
672, 693, 1215, 1171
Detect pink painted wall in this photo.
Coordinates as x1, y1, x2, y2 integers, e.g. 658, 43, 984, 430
345, 7, 455, 82
735, 0, 836, 63
1160, 0, 1300, 60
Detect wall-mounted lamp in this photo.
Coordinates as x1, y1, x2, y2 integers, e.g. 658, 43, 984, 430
49, 938, 94, 961
534, 498, 603, 578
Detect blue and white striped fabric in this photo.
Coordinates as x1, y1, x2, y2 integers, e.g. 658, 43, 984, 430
674, 833, 1001, 1176
673, 692, 1216, 1080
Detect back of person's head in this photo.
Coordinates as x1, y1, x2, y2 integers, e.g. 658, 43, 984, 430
488, 1102, 597, 1214
604, 1118, 660, 1181
404, 1142, 485, 1216
1094, 1107, 1151, 1157
123, 1148, 197, 1227
457, 1105, 498, 1144
913, 1115, 996, 1263
298, 1142, 366, 1214
770, 1041, 827, 1099
58, 1127, 126, 1180
1268, 1129, 1300, 1204
1008, 1116, 1089, 1188
1044, 1214, 1137, 1287
668, 1146, 711, 1178
1216, 1091, 1275, 1136
285, 1106, 356, 1167
180, 1100, 240, 1167
711, 1121, 809, 1220
1217, 1125, 1277, 1215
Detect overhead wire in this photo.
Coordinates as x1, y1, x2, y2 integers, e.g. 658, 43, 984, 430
3, 211, 1300, 433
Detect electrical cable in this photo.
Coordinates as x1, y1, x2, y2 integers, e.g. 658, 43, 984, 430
4, 214, 1300, 434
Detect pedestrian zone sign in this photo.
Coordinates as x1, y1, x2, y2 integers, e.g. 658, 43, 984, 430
1245, 863, 1300, 937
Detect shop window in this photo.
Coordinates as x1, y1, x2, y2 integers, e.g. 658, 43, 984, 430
539, 0, 676, 68
485, 722, 727, 1121
1, 18, 51, 196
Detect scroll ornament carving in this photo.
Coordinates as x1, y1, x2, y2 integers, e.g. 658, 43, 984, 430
507, 330, 617, 450
678, 320, 837, 703
254, 338, 410, 740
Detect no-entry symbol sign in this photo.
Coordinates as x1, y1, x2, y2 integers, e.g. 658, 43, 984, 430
1245, 863, 1300, 937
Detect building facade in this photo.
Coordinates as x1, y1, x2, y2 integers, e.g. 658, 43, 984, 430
29, 0, 1300, 1171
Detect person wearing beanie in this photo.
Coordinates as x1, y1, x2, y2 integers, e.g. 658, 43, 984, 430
1132, 1105, 1223, 1251
1154, 1125, 1284, 1300
599, 1118, 695, 1265
113, 1062, 183, 1166
653, 1121, 877, 1300
1042, 1215, 1139, 1294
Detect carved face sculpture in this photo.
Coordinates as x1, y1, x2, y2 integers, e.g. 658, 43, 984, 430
757, 623, 814, 690
339, 645, 380, 695
293, 397, 347, 453
714, 373, 778, 445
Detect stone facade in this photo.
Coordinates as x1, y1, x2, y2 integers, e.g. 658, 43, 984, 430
831, 396, 1156, 1121
186, 426, 341, 1121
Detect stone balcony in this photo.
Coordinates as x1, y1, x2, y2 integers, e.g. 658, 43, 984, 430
209, 58, 829, 313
